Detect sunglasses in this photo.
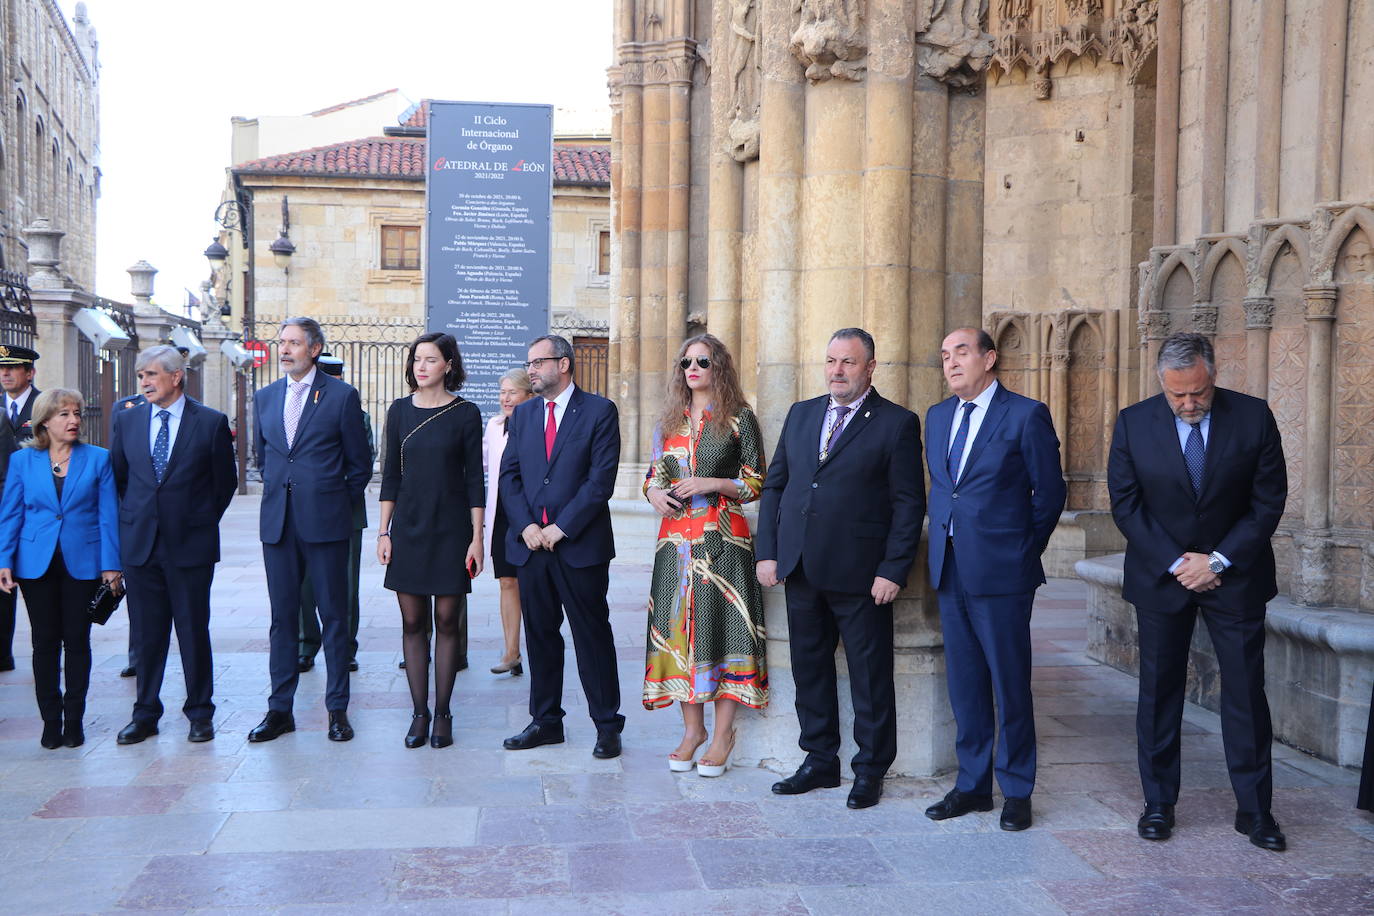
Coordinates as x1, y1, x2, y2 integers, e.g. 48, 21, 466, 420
679, 356, 711, 370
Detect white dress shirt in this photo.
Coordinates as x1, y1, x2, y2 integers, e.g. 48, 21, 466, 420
5, 386, 33, 421
283, 367, 317, 417
148, 394, 187, 456
542, 382, 576, 433
947, 379, 1000, 481
818, 386, 872, 457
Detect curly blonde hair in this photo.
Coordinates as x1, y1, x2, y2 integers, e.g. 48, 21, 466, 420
656, 334, 751, 446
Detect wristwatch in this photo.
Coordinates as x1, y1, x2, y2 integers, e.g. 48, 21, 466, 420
1207, 552, 1226, 575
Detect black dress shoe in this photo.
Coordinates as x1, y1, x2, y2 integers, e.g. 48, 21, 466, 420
1000, 796, 1033, 831
188, 719, 214, 742
771, 763, 842, 796
117, 720, 159, 745
593, 732, 622, 759
847, 776, 883, 809
119, 666, 136, 678
503, 722, 565, 750
456, 657, 469, 673
0, 655, 14, 672
328, 710, 354, 742
924, 788, 995, 820
1137, 802, 1175, 841
62, 723, 84, 748
431, 712, 453, 749
297, 655, 314, 673
247, 710, 296, 743
348, 658, 359, 672
1235, 811, 1286, 851
405, 712, 430, 749
40, 720, 63, 749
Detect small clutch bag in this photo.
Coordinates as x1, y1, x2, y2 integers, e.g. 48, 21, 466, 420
88, 580, 125, 626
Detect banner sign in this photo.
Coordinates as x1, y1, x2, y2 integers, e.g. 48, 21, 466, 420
425, 100, 553, 418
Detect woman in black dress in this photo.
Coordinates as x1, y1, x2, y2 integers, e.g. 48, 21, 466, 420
378, 333, 485, 748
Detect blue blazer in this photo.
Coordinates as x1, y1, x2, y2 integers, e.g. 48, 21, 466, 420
0, 443, 121, 579
498, 386, 620, 569
111, 398, 237, 568
925, 383, 1066, 596
254, 371, 372, 545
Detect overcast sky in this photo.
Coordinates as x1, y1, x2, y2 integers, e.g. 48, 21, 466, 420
65, 0, 613, 313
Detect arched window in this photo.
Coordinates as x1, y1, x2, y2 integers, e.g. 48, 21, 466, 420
52, 139, 61, 219
34, 117, 45, 213
15, 95, 27, 203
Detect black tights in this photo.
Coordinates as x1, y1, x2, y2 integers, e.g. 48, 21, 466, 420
397, 593, 467, 716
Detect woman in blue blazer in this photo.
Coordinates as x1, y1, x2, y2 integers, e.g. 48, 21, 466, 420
0, 389, 121, 748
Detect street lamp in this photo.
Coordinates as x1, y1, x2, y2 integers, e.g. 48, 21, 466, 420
203, 238, 229, 272
269, 196, 295, 271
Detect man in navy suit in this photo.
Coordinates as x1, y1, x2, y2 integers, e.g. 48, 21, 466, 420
1109, 333, 1288, 851
250, 317, 372, 743
110, 346, 236, 744
756, 328, 925, 809
923, 327, 1065, 831
499, 334, 623, 758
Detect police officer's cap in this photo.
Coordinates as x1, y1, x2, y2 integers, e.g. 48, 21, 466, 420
0, 344, 40, 366
317, 352, 345, 377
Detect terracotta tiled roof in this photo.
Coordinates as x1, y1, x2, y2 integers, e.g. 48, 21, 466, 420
400, 100, 428, 128
553, 147, 610, 185
234, 137, 426, 178
235, 137, 611, 186
308, 89, 399, 118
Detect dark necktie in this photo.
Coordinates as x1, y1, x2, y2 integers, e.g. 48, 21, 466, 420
152, 410, 171, 482
947, 401, 976, 484
1184, 422, 1205, 495
8, 401, 16, 428
820, 405, 851, 461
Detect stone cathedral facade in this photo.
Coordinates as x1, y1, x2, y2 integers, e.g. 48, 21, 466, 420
609, 0, 1374, 772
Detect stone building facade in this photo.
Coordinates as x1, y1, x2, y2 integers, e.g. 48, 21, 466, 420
0, 0, 100, 290
610, 0, 1374, 773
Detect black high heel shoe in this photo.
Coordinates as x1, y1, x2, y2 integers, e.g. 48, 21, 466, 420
40, 720, 62, 749
430, 712, 453, 748
405, 712, 430, 749
62, 721, 84, 748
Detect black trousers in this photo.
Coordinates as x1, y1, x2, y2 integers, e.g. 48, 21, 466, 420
0, 586, 15, 664
516, 549, 623, 734
784, 566, 897, 779
1135, 601, 1273, 814
18, 548, 99, 724
299, 527, 364, 661
262, 500, 351, 713
125, 535, 216, 724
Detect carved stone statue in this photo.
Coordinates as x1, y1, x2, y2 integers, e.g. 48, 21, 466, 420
729, 0, 762, 161
789, 0, 868, 83
917, 0, 994, 87
998, 0, 1031, 26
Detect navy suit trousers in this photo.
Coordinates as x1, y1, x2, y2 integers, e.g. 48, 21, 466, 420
262, 499, 351, 713
126, 535, 215, 724
936, 542, 1038, 799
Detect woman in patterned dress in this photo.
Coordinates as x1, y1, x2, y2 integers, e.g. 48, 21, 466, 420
643, 334, 767, 776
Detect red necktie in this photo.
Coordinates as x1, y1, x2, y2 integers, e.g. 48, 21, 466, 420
542, 401, 556, 523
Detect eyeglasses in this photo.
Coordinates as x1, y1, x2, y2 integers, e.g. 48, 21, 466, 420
524, 356, 561, 370
679, 356, 711, 370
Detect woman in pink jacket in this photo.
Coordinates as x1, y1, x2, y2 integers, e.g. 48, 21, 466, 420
483, 367, 533, 674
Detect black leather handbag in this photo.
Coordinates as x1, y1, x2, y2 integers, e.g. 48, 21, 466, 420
88, 580, 125, 626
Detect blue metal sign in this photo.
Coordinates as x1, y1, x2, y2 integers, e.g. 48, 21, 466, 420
425, 100, 553, 419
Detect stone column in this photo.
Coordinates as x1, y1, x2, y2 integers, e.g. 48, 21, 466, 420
665, 46, 695, 359
706, 0, 745, 358
1102, 308, 1121, 444
1243, 295, 1275, 399
615, 60, 645, 463
1314, 0, 1348, 203
1152, 0, 1182, 247
198, 316, 240, 417
23, 219, 82, 390
639, 73, 669, 454
1199, 0, 1230, 234
862, 0, 914, 403
1301, 285, 1336, 531
754, 0, 804, 444
909, 74, 950, 409
1049, 349, 1069, 443
1253, 0, 1285, 219
1140, 308, 1170, 397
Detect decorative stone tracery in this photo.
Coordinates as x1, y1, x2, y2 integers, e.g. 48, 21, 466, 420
988, 0, 1158, 99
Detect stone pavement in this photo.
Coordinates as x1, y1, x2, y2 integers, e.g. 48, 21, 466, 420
1, 494, 1371, 914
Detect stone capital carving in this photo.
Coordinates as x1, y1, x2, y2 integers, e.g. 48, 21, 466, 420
1302, 285, 1338, 321
1242, 296, 1275, 331
1140, 308, 1170, 340
917, 0, 994, 87
1116, 0, 1158, 84
790, 0, 868, 83
1049, 350, 1071, 368
1191, 305, 1218, 336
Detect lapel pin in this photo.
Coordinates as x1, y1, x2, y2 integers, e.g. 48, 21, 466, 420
864, 411, 870, 418
313, 390, 320, 405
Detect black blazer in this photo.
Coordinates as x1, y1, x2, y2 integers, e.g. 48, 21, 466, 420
1107, 387, 1287, 615
756, 389, 925, 595
111, 398, 237, 568
10, 386, 38, 442
254, 370, 372, 545
0, 418, 15, 487
498, 385, 620, 569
